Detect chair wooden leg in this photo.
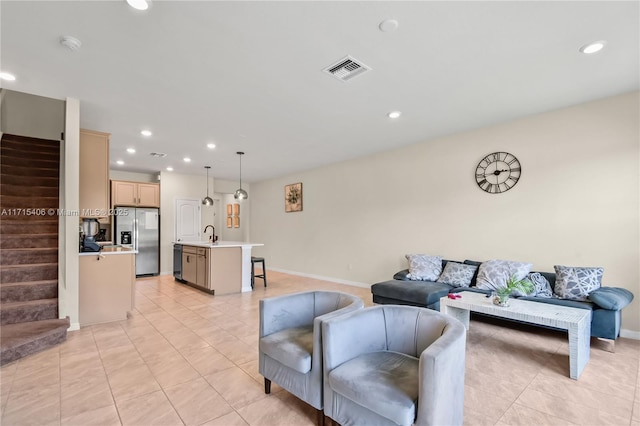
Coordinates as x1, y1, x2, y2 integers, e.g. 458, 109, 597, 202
264, 378, 271, 394
316, 409, 324, 426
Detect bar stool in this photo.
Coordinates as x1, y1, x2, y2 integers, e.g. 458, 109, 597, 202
251, 256, 267, 289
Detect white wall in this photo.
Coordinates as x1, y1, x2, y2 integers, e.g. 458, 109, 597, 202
250, 92, 640, 333
60, 98, 80, 330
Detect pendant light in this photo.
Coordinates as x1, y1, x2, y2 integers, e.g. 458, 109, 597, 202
202, 166, 213, 206
234, 152, 248, 200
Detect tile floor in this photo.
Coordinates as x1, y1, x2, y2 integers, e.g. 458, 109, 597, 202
1, 271, 639, 426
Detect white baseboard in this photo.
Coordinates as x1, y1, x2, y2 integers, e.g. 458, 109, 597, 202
620, 329, 640, 340
67, 322, 80, 331
268, 267, 370, 289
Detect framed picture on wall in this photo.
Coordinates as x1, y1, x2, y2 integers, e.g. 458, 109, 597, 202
233, 216, 240, 228
233, 203, 240, 215
226, 217, 232, 228
285, 182, 303, 212
226, 204, 233, 215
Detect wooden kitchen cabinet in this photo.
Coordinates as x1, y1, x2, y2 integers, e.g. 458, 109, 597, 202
80, 129, 110, 216
111, 180, 160, 207
79, 253, 135, 326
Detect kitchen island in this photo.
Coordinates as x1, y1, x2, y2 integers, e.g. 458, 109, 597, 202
175, 241, 263, 295
79, 247, 137, 326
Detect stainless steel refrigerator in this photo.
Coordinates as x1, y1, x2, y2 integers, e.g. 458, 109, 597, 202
114, 207, 159, 276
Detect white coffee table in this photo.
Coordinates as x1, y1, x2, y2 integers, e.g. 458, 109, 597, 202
439, 291, 591, 379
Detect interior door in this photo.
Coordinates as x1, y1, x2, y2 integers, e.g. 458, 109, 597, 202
175, 198, 200, 242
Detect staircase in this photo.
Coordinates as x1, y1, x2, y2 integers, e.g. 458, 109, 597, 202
0, 134, 69, 365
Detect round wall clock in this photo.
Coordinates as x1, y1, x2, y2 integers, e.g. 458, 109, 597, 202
475, 152, 521, 194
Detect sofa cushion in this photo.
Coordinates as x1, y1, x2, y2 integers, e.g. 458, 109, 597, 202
554, 265, 603, 301
589, 287, 634, 310
517, 295, 593, 310
393, 269, 410, 281
328, 351, 418, 426
528, 272, 553, 298
405, 254, 443, 281
476, 259, 533, 292
371, 280, 453, 306
259, 326, 314, 374
436, 262, 477, 287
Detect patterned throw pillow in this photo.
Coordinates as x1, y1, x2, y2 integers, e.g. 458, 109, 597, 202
436, 262, 477, 287
554, 265, 603, 301
405, 254, 443, 281
527, 272, 553, 298
475, 259, 533, 292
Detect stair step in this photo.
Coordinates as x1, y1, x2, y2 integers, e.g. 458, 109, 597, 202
0, 174, 59, 187
1, 135, 60, 152
0, 155, 59, 170
0, 164, 59, 179
0, 317, 69, 366
0, 248, 58, 265
0, 234, 58, 249
1, 280, 58, 303
1, 184, 60, 198
0, 221, 59, 235
1, 263, 58, 283
0, 298, 58, 325
0, 145, 60, 161
0, 195, 59, 209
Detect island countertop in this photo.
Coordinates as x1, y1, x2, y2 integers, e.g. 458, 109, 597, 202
174, 241, 263, 294
175, 241, 263, 248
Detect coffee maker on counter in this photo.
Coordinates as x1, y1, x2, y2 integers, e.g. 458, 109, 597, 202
80, 218, 101, 252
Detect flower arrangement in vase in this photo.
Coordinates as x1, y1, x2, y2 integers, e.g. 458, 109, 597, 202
492, 274, 534, 307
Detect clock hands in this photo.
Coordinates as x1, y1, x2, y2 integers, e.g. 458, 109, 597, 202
485, 169, 509, 177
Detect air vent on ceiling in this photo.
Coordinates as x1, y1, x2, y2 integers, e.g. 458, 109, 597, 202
323, 55, 371, 82
149, 152, 167, 158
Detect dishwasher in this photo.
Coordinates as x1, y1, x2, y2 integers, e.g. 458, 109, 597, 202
173, 244, 184, 282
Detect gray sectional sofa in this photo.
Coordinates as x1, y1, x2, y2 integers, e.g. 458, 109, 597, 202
371, 259, 634, 340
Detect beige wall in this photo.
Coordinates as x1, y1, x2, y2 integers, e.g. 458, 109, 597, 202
158, 173, 251, 274
0, 89, 65, 140
110, 170, 158, 183
250, 92, 640, 334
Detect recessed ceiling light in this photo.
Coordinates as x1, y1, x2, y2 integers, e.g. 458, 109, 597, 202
379, 19, 399, 32
116, 160, 125, 165
140, 129, 152, 137
183, 157, 191, 163
166, 166, 174, 172
126, 0, 149, 11
388, 111, 401, 119
126, 148, 136, 154
580, 40, 606, 54
0, 72, 16, 81
207, 143, 216, 149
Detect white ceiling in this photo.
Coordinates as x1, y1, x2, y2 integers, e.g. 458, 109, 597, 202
1, 1, 638, 182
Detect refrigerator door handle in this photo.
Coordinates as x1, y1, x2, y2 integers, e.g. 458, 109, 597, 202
134, 218, 139, 251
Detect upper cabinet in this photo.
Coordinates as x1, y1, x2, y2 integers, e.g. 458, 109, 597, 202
111, 180, 160, 207
80, 129, 110, 217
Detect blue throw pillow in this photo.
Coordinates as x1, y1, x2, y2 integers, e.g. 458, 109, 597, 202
588, 287, 634, 310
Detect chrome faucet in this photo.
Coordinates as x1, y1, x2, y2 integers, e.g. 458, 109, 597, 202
204, 225, 215, 242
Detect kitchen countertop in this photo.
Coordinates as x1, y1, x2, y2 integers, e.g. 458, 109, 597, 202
175, 241, 264, 248
79, 246, 137, 256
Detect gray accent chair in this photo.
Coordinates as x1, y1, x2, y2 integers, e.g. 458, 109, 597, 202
259, 291, 364, 426
322, 305, 467, 426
